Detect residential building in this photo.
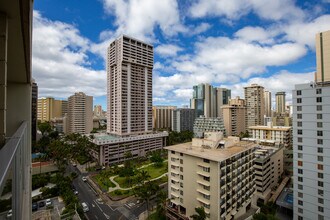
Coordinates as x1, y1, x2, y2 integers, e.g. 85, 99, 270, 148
272, 114, 292, 127
190, 83, 231, 118
67, 92, 93, 134
293, 82, 330, 220
172, 108, 196, 132
107, 35, 153, 136
193, 116, 226, 138
315, 30, 330, 83
264, 91, 272, 117
32, 80, 38, 141
221, 96, 246, 136
253, 146, 284, 204
152, 106, 177, 130
93, 105, 104, 117
165, 132, 257, 220
0, 0, 33, 219
37, 97, 67, 122
244, 84, 265, 128
91, 36, 168, 165
275, 92, 286, 115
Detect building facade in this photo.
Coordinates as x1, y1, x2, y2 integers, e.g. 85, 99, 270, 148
264, 91, 272, 117
152, 106, 177, 130
316, 30, 330, 83
172, 108, 196, 132
37, 97, 67, 122
193, 116, 226, 138
67, 92, 93, 134
32, 80, 38, 141
244, 84, 265, 128
221, 97, 246, 136
107, 35, 153, 136
166, 133, 257, 220
275, 92, 286, 115
190, 83, 231, 118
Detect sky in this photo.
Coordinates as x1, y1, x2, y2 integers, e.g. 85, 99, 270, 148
33, 0, 330, 109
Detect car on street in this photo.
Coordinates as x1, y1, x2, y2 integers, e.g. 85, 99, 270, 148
81, 202, 89, 212
32, 202, 38, 211
45, 199, 52, 207
82, 176, 87, 182
6, 209, 12, 218
38, 201, 45, 208
74, 190, 79, 195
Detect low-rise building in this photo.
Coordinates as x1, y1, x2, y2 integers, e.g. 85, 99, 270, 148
165, 132, 257, 220
193, 116, 226, 138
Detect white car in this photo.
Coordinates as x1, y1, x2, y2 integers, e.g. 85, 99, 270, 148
45, 199, 52, 207
81, 202, 89, 212
6, 209, 12, 218
74, 190, 79, 195
82, 177, 87, 182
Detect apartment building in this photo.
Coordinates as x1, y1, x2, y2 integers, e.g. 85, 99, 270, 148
93, 105, 104, 117
0, 1, 33, 218
276, 92, 286, 115
67, 92, 93, 134
254, 146, 284, 204
244, 84, 265, 128
152, 106, 177, 130
32, 80, 38, 141
37, 97, 68, 122
193, 116, 226, 138
172, 108, 196, 132
165, 132, 257, 220
190, 84, 231, 118
264, 91, 272, 117
221, 97, 246, 136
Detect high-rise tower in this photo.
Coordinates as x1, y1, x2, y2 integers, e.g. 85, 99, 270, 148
275, 92, 286, 114
107, 35, 153, 136
264, 90, 272, 117
244, 84, 265, 128
316, 30, 330, 83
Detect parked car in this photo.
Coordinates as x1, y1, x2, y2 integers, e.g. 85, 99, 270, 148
81, 202, 89, 212
6, 209, 12, 218
74, 190, 79, 195
82, 176, 87, 182
32, 202, 38, 211
45, 199, 52, 207
38, 201, 45, 208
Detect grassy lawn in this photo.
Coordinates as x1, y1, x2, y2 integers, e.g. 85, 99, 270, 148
92, 174, 115, 191
114, 162, 168, 188
109, 189, 134, 197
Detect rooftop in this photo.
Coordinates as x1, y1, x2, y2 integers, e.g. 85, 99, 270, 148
249, 125, 291, 131
165, 140, 256, 162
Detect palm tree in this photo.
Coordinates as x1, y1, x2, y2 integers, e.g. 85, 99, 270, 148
133, 180, 159, 217
190, 207, 207, 220
156, 190, 167, 218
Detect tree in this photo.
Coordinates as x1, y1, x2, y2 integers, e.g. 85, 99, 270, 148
156, 190, 167, 218
190, 207, 207, 220
38, 121, 52, 136
149, 150, 164, 167
133, 180, 159, 217
253, 213, 279, 220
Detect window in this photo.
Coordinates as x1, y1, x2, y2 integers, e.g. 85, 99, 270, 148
297, 98, 302, 103
298, 169, 303, 174
298, 161, 303, 166
298, 176, 303, 182
297, 122, 302, 127
318, 156, 323, 162
318, 206, 324, 213
298, 153, 303, 158
298, 184, 303, 190
297, 106, 302, 111
180, 167, 183, 172
298, 137, 303, 142
298, 200, 303, 206
298, 208, 303, 213
180, 190, 183, 195
318, 189, 324, 196
171, 151, 175, 154
317, 114, 322, 119
316, 88, 322, 94
297, 130, 302, 135
319, 215, 324, 220
180, 159, 183, 164
318, 181, 323, 187
318, 198, 324, 204
297, 90, 301, 95
317, 105, 322, 111
298, 145, 303, 151
318, 173, 324, 179
180, 153, 183, 156
317, 139, 323, 145
203, 176, 210, 181
317, 97, 322, 102
318, 147, 323, 153
298, 216, 303, 220
298, 192, 303, 198
203, 159, 210, 163
318, 164, 324, 170
180, 175, 183, 180
297, 114, 302, 119
317, 131, 323, 136
317, 122, 323, 128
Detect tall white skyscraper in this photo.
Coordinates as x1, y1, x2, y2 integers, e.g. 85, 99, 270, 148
107, 35, 153, 136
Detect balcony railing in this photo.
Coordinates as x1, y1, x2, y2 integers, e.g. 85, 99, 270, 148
0, 121, 30, 220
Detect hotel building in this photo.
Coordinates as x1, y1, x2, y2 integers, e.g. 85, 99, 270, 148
221, 97, 246, 136
172, 108, 196, 132
152, 106, 177, 130
244, 84, 265, 128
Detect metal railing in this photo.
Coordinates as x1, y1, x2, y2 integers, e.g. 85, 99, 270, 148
0, 121, 30, 220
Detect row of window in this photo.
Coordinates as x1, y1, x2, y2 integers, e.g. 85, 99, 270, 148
297, 105, 323, 111
297, 161, 323, 170
297, 121, 323, 128
297, 113, 323, 119
297, 96, 323, 103
297, 130, 324, 136
297, 145, 324, 153
297, 137, 323, 145
296, 88, 322, 96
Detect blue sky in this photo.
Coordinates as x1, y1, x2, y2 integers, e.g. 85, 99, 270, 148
33, 0, 330, 110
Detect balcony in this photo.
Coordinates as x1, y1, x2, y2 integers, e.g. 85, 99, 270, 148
166, 202, 189, 220
0, 121, 30, 220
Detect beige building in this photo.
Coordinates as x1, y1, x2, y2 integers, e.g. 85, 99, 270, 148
166, 132, 257, 220
316, 30, 330, 83
221, 97, 246, 136
93, 105, 103, 117
244, 84, 265, 128
67, 92, 93, 134
254, 146, 284, 204
264, 91, 272, 117
37, 97, 68, 122
152, 106, 177, 130
107, 35, 153, 136
275, 92, 286, 115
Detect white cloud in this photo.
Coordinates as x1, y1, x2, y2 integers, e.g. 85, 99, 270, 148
155, 44, 183, 57
189, 0, 304, 21
234, 26, 277, 44
32, 11, 106, 98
